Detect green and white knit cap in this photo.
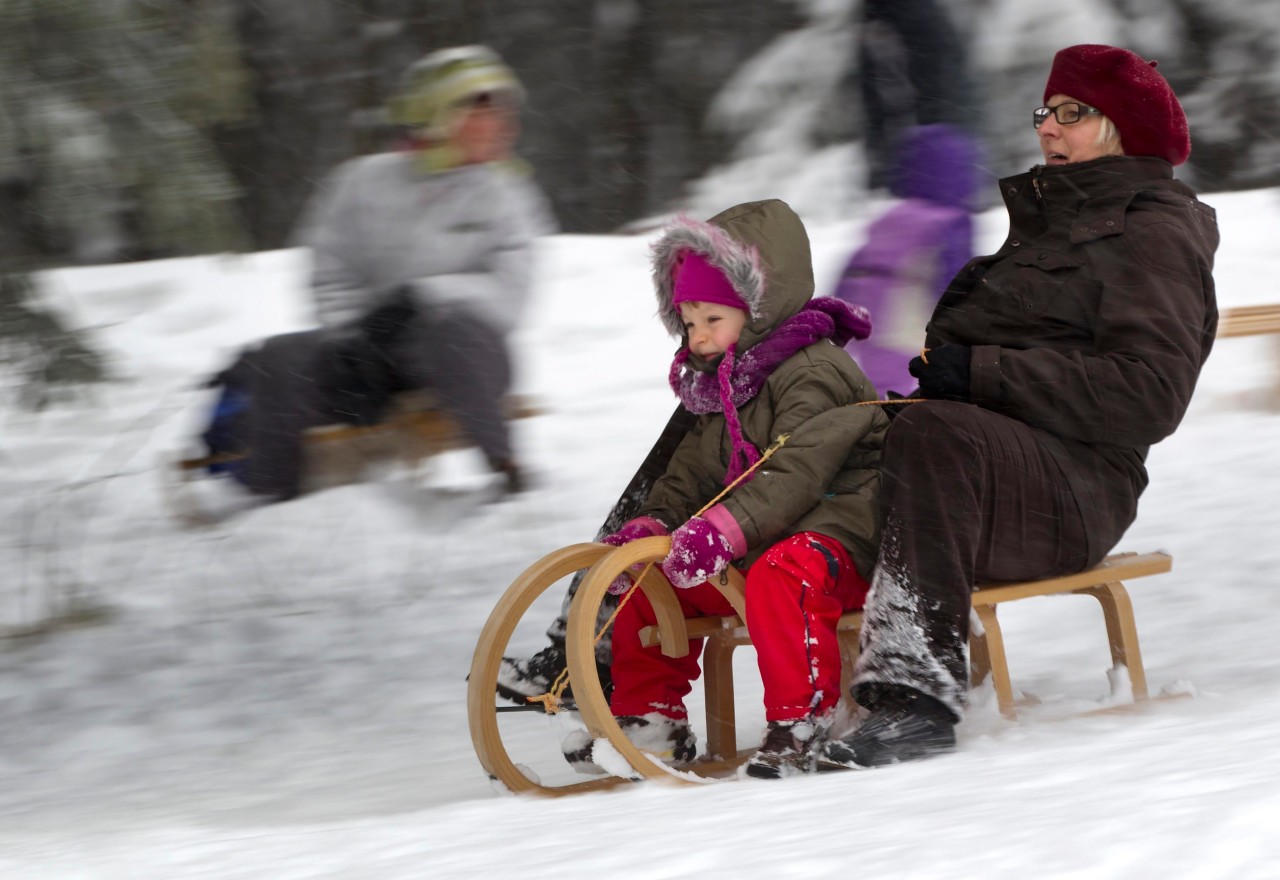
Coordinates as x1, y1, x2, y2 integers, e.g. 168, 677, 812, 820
388, 45, 524, 139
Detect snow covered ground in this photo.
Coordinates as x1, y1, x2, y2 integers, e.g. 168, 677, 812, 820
2, 185, 1278, 878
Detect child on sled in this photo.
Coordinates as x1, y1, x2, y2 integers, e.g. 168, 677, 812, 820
563, 199, 889, 779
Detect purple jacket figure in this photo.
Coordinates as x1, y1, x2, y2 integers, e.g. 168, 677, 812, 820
834, 124, 983, 397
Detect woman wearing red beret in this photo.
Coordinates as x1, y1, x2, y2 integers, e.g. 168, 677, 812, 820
817, 44, 1219, 770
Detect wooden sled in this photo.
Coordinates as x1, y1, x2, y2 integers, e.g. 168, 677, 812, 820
1218, 303, 1280, 339
468, 538, 1174, 796
1218, 303, 1280, 409
174, 391, 541, 499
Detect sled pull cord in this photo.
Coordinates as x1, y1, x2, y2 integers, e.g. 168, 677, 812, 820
527, 433, 792, 714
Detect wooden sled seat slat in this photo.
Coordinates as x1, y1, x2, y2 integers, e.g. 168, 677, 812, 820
1215, 305, 1280, 409
639, 550, 1172, 759
1218, 303, 1280, 338
178, 392, 541, 472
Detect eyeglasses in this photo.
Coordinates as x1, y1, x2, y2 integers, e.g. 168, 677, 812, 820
1032, 102, 1104, 129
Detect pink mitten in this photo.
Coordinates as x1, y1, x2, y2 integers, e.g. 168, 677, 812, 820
601, 516, 668, 594
601, 516, 668, 547
661, 513, 741, 590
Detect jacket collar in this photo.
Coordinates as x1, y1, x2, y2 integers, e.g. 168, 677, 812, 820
1001, 156, 1175, 244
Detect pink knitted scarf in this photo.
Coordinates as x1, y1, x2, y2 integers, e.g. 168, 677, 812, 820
668, 297, 872, 485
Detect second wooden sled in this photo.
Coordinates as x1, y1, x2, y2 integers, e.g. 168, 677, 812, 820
168, 392, 541, 524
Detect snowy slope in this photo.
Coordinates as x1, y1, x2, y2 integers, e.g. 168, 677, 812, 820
1, 187, 1278, 878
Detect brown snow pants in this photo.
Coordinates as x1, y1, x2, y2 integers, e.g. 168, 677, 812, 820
851, 401, 1104, 718
238, 308, 512, 500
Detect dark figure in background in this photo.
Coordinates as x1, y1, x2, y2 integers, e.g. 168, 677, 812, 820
833, 122, 982, 397
200, 46, 554, 504
816, 44, 1219, 770
858, 0, 978, 190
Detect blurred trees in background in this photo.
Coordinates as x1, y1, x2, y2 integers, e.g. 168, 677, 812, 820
0, 0, 251, 265
212, 0, 800, 244
0, 271, 105, 408
0, 0, 1277, 267
959, 0, 1280, 193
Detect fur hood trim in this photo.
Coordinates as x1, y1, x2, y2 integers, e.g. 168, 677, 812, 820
651, 214, 766, 338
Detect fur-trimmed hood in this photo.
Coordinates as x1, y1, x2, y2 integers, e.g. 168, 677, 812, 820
651, 199, 815, 356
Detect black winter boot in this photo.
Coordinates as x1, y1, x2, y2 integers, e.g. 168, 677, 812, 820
495, 642, 613, 711
490, 457, 527, 495
815, 685, 957, 770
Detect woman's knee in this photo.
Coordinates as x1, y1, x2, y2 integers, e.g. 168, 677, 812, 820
882, 401, 982, 485
886, 401, 973, 451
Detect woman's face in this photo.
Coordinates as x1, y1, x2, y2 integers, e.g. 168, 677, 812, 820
452, 97, 519, 164
1037, 93, 1119, 165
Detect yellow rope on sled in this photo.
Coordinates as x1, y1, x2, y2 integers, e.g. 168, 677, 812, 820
526, 432, 793, 714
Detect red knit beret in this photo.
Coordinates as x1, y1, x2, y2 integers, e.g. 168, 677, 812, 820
1044, 44, 1190, 166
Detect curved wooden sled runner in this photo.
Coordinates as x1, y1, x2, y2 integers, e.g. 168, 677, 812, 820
467, 536, 748, 795
466, 542, 621, 797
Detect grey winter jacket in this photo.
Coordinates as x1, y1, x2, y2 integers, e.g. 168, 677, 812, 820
639, 200, 889, 577
299, 152, 555, 335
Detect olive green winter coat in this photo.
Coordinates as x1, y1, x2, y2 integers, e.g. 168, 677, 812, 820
638, 199, 889, 577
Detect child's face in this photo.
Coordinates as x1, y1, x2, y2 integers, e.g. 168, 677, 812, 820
679, 300, 747, 359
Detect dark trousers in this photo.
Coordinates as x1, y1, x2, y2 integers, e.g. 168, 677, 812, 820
852, 401, 1100, 718
238, 309, 512, 500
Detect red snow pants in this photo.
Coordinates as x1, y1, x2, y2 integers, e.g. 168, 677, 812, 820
609, 532, 870, 723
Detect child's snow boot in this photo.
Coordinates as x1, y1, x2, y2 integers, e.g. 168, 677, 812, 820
561, 712, 696, 775
743, 717, 828, 779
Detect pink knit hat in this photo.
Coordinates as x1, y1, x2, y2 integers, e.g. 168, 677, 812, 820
671, 251, 749, 313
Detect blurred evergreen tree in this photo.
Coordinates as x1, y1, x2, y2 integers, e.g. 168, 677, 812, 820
0, 271, 106, 410
1174, 0, 1280, 190
0, 0, 254, 262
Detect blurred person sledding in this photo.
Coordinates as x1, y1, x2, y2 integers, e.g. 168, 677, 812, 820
176, 46, 555, 522
832, 123, 983, 398
835, 0, 986, 397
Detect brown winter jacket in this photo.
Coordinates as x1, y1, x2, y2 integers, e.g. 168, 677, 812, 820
638, 199, 889, 577
930, 155, 1218, 559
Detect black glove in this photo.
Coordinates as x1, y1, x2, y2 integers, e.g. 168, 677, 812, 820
908, 344, 972, 402
881, 389, 916, 421
360, 285, 419, 349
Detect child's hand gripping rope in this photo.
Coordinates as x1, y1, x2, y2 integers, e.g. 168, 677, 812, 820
660, 514, 741, 589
